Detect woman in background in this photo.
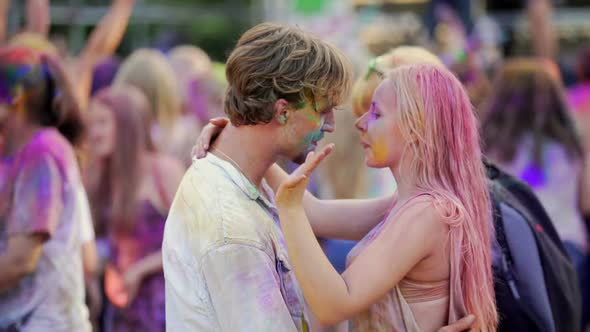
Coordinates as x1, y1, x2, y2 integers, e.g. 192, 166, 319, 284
481, 58, 590, 328
113, 49, 190, 161
85, 85, 184, 332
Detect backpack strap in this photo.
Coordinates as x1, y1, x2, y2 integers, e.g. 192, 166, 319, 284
490, 181, 520, 300
486, 159, 567, 256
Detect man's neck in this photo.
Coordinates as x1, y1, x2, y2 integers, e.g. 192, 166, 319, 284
211, 124, 278, 189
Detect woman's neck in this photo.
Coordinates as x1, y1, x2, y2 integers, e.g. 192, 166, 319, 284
390, 157, 421, 202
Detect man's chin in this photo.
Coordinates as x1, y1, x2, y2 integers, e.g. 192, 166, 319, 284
291, 153, 306, 165
291, 145, 316, 165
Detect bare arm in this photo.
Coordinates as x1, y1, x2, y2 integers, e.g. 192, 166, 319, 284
279, 193, 443, 324
0, 0, 9, 43
82, 240, 103, 319
528, 0, 557, 59
26, 0, 50, 37
78, 0, 135, 63
75, 0, 136, 109
82, 240, 98, 277
0, 233, 46, 292
265, 163, 395, 240
131, 251, 162, 278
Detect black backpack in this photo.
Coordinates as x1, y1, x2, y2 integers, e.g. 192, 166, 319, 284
486, 161, 581, 332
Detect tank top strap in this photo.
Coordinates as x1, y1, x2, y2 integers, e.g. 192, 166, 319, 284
388, 192, 433, 220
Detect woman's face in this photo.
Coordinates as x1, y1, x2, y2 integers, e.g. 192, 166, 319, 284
355, 79, 408, 169
88, 100, 116, 159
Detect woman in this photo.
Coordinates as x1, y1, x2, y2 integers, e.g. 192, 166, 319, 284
0, 46, 93, 331
274, 64, 497, 331
481, 58, 589, 327
113, 49, 195, 162
85, 85, 184, 332
318, 45, 443, 285
168, 45, 216, 165
481, 58, 588, 259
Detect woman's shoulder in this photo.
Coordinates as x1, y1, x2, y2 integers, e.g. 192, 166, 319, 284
389, 193, 452, 233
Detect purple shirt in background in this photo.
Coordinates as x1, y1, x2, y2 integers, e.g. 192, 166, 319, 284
494, 135, 588, 252
0, 129, 91, 331
569, 83, 590, 115
105, 201, 167, 332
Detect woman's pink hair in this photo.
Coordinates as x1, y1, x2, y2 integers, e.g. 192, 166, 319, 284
385, 64, 497, 330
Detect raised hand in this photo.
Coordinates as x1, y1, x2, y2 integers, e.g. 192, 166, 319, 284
275, 144, 334, 210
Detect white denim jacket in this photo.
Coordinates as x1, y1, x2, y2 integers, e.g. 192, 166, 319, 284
163, 153, 308, 332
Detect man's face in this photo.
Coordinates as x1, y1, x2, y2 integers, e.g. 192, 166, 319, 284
281, 97, 336, 164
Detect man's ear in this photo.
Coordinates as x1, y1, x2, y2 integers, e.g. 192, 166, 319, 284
274, 99, 290, 125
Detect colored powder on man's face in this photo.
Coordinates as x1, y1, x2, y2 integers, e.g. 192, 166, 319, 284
295, 101, 307, 109
306, 113, 320, 125
302, 130, 324, 146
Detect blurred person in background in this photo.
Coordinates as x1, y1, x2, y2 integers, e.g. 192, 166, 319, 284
481, 58, 590, 329
90, 56, 121, 97
569, 45, 590, 116
85, 85, 183, 332
168, 45, 214, 165
0, 46, 94, 331
5, 0, 135, 112
569, 46, 590, 174
447, 47, 492, 115
113, 49, 190, 162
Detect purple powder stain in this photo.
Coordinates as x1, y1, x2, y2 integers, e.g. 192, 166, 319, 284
520, 163, 546, 188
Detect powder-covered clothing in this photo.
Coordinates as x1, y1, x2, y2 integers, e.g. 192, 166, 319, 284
163, 153, 308, 332
0, 128, 92, 331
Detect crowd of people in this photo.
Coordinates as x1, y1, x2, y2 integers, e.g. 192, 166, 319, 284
1, 0, 590, 331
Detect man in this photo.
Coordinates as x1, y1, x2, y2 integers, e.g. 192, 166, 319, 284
163, 22, 475, 331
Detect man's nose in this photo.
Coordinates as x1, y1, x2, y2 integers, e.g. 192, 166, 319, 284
321, 110, 335, 133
